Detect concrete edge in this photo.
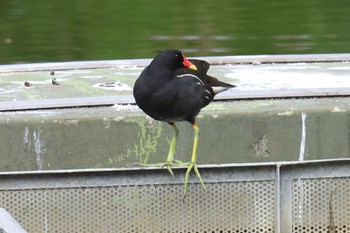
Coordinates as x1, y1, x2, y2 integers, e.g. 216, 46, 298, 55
2, 87, 350, 112
0, 96, 134, 112
1, 54, 350, 73
0, 158, 349, 177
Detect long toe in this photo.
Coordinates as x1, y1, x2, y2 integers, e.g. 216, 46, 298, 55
193, 163, 206, 189
182, 162, 206, 201
138, 162, 174, 175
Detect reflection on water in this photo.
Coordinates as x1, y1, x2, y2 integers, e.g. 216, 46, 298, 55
150, 35, 232, 53
0, 0, 350, 64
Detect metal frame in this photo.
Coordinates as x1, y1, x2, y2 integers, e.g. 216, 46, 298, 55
1, 159, 350, 232
0, 208, 27, 233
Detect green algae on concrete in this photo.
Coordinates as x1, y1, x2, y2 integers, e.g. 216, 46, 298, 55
107, 116, 164, 167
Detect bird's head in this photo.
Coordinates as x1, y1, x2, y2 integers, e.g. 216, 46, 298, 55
153, 49, 197, 71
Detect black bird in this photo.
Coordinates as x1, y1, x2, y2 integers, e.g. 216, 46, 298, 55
133, 49, 235, 198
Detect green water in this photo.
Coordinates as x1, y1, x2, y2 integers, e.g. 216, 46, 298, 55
1, 0, 349, 64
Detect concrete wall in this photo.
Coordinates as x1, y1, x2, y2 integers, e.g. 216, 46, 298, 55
1, 98, 349, 171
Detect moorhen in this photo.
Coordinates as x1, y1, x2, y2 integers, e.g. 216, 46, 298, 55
133, 49, 235, 198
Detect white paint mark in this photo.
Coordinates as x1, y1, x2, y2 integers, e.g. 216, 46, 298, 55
277, 110, 294, 116
63, 119, 79, 126
113, 116, 125, 122
80, 75, 103, 79
112, 104, 138, 111
331, 107, 346, 112
23, 126, 30, 143
33, 129, 45, 170
103, 117, 112, 128
23, 126, 31, 151
299, 112, 307, 161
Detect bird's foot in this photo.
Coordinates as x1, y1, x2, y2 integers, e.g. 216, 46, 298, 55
137, 160, 186, 177
183, 162, 206, 201
135, 160, 206, 201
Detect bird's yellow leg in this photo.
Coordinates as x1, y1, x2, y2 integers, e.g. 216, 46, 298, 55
164, 123, 179, 176
183, 123, 206, 200
137, 122, 206, 198
138, 123, 181, 176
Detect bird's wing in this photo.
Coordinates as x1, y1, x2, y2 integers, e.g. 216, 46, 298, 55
175, 60, 235, 94
189, 59, 210, 75
174, 73, 214, 106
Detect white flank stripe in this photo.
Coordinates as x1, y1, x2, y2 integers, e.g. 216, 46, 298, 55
176, 74, 204, 85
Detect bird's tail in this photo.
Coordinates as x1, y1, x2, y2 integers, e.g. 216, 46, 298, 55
206, 74, 236, 94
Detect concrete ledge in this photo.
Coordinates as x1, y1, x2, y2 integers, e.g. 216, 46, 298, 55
1, 55, 350, 171
1, 53, 350, 72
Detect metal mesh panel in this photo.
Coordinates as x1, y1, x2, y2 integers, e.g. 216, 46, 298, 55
0, 181, 275, 233
292, 177, 350, 233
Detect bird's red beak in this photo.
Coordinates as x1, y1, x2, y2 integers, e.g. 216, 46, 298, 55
182, 54, 197, 70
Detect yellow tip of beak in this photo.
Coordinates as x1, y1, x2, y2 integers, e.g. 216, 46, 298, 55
189, 64, 197, 70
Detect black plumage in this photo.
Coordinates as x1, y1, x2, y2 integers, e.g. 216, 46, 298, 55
133, 49, 235, 198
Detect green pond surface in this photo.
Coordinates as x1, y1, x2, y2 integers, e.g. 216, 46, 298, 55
1, 0, 350, 64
